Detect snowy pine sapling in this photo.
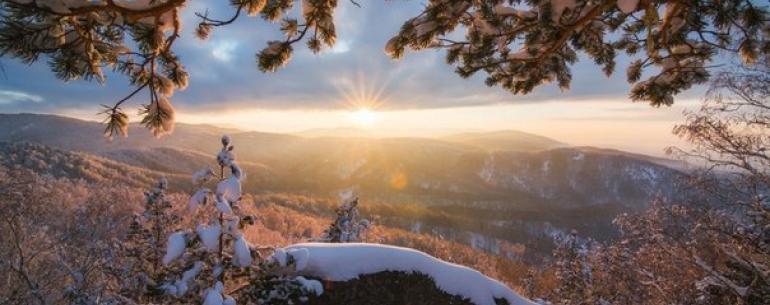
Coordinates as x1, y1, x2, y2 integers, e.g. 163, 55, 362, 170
319, 196, 370, 243
154, 135, 320, 305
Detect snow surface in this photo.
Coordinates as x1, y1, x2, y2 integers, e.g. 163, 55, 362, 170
494, 4, 535, 18
268, 247, 311, 272
233, 235, 253, 267
189, 188, 210, 211
283, 243, 538, 305
289, 248, 310, 271
163, 231, 187, 265
217, 149, 235, 167
295, 276, 323, 296
215, 195, 233, 214
193, 168, 214, 185
217, 176, 241, 203
196, 224, 221, 252
223, 296, 236, 305
163, 261, 203, 296
202, 281, 225, 305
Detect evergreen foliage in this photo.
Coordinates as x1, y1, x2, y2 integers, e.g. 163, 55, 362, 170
318, 196, 370, 243
1, 0, 768, 136
117, 135, 321, 305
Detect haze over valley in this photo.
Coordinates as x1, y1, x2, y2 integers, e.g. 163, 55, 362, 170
0, 113, 689, 260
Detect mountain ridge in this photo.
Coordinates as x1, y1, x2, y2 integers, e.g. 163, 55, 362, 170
0, 113, 690, 259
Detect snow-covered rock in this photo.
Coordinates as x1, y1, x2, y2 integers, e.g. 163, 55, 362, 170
288, 248, 310, 271
269, 247, 310, 272
283, 243, 538, 305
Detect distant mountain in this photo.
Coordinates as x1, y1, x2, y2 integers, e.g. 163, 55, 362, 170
0, 113, 689, 257
295, 127, 377, 138
442, 130, 565, 152
0, 141, 188, 189
0, 113, 301, 158
0, 113, 684, 208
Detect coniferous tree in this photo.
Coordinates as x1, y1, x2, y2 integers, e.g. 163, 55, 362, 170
2, 0, 768, 136
318, 196, 370, 243
119, 135, 322, 305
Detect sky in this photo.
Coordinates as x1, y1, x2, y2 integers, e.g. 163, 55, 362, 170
0, 0, 706, 157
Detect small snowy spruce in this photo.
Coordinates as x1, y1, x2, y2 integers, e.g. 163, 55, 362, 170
125, 135, 320, 305
318, 196, 370, 243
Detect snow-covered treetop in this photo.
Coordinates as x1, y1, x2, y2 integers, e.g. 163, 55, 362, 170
1, 0, 766, 138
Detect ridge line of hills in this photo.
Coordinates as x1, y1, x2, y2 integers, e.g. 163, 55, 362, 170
0, 113, 690, 258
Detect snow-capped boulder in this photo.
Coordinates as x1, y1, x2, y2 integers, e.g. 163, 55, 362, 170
281, 243, 538, 305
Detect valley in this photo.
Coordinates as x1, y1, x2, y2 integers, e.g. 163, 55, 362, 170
0, 113, 689, 261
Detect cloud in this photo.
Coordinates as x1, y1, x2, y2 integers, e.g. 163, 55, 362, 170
0, 0, 706, 114
0, 90, 43, 104
211, 40, 239, 62
329, 40, 351, 54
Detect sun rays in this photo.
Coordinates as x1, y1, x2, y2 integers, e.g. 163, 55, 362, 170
332, 71, 390, 128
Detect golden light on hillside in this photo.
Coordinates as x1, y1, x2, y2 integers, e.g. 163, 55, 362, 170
389, 171, 408, 190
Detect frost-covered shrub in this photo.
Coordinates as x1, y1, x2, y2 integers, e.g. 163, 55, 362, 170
318, 196, 370, 243
548, 231, 602, 305
117, 177, 183, 303
0, 167, 140, 305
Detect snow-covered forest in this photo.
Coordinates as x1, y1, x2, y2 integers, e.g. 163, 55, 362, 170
1, 0, 770, 305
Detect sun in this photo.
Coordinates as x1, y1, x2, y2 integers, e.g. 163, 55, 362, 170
350, 108, 378, 127
333, 71, 389, 128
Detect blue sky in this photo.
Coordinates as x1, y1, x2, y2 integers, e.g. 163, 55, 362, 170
0, 0, 699, 111
0, 0, 705, 156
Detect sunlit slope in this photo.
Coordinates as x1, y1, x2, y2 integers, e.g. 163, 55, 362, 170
442, 130, 565, 152
0, 113, 683, 210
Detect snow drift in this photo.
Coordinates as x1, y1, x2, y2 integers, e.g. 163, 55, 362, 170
281, 243, 538, 305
